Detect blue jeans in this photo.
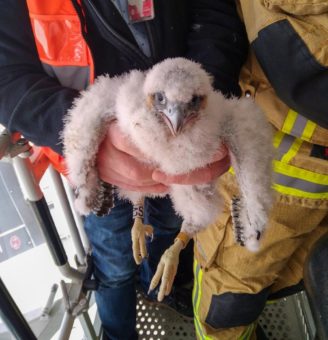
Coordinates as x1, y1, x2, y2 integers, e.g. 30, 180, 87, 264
84, 196, 186, 340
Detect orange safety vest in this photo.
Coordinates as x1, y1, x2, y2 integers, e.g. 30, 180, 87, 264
26, 0, 95, 174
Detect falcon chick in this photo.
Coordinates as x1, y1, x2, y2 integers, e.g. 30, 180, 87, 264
62, 58, 274, 300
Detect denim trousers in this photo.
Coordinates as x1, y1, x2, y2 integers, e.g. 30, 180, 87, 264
84, 195, 190, 340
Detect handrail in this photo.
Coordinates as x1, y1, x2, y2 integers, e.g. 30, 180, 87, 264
0, 130, 100, 339
12, 153, 85, 281
0, 278, 37, 340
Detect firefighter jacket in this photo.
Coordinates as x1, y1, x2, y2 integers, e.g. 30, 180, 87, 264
238, 0, 328, 203
192, 4, 328, 339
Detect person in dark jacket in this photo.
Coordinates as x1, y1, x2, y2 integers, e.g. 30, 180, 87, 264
0, 0, 248, 338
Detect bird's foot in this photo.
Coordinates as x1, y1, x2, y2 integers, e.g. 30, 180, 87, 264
149, 234, 190, 302
131, 217, 153, 265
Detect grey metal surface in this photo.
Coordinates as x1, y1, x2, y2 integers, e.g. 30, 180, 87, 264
0, 289, 316, 340
136, 292, 315, 340
48, 166, 86, 266
259, 293, 316, 340
136, 292, 195, 340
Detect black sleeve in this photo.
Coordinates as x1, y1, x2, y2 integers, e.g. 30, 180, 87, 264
186, 0, 248, 97
0, 0, 79, 154
253, 20, 328, 129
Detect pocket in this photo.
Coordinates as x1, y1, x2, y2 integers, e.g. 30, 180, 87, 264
194, 209, 231, 270
264, 0, 328, 15
205, 288, 270, 329
28, 13, 88, 64
194, 174, 241, 269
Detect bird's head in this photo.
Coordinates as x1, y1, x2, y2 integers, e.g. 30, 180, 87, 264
143, 58, 213, 137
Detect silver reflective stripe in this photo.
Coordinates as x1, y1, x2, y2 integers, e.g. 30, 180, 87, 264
276, 134, 295, 160
290, 114, 308, 138
42, 63, 90, 90
275, 173, 328, 193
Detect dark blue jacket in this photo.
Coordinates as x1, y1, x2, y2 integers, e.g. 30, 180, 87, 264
0, 0, 248, 154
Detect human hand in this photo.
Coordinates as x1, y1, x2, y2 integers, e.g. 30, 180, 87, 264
152, 146, 230, 185
97, 122, 168, 193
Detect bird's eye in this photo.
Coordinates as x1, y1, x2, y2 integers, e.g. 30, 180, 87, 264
191, 95, 203, 107
154, 92, 166, 105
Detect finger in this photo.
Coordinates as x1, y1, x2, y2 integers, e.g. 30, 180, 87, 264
99, 163, 168, 192
102, 177, 169, 194
211, 144, 229, 162
158, 264, 174, 301
98, 142, 169, 192
132, 229, 142, 265
139, 233, 148, 259
98, 140, 156, 185
152, 155, 231, 185
108, 122, 148, 160
149, 262, 164, 292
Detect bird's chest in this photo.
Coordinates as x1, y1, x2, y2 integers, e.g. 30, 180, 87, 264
123, 114, 220, 174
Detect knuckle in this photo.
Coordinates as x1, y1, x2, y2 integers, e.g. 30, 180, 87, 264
208, 169, 216, 181
126, 166, 142, 181
124, 167, 136, 181
202, 168, 213, 183
183, 173, 192, 184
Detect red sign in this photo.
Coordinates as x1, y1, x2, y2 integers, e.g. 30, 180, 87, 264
128, 0, 154, 23
9, 235, 21, 250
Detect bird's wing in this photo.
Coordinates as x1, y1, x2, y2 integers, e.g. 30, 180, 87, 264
62, 75, 123, 215
220, 95, 274, 251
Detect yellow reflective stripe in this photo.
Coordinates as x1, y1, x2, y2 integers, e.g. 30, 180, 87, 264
273, 160, 328, 198
282, 109, 316, 141
193, 261, 200, 312
282, 109, 298, 134
196, 269, 203, 312
193, 260, 212, 340
192, 260, 197, 302
194, 317, 205, 340
273, 184, 328, 199
193, 260, 204, 340
238, 323, 255, 340
274, 160, 328, 185
193, 260, 258, 340
273, 131, 285, 149
302, 120, 316, 141
195, 316, 213, 340
280, 138, 303, 163
266, 300, 277, 305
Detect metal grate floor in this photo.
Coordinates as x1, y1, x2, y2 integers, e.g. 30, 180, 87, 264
137, 292, 315, 340
259, 292, 315, 340
136, 291, 195, 340
259, 299, 302, 340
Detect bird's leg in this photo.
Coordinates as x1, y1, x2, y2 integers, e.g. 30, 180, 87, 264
131, 198, 154, 265
149, 228, 191, 301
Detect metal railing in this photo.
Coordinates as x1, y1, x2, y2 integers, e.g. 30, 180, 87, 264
0, 129, 100, 340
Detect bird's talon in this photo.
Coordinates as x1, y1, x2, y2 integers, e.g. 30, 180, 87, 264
147, 233, 154, 242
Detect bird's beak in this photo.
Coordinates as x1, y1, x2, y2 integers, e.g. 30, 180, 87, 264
162, 103, 187, 136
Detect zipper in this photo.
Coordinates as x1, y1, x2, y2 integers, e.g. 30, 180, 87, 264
71, 0, 96, 82
145, 21, 158, 62
85, 0, 152, 69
